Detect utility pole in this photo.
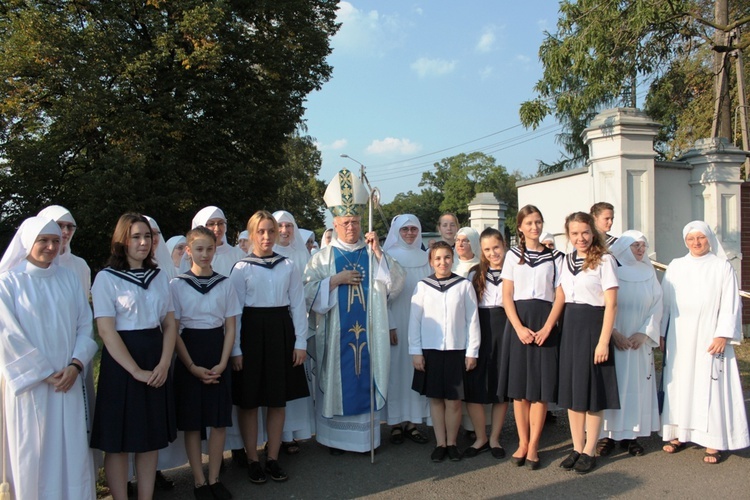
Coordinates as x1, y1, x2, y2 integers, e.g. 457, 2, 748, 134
712, 0, 732, 139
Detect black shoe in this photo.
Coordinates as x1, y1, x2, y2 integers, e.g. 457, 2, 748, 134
431, 446, 447, 462
463, 442, 490, 458
155, 471, 175, 491
127, 481, 135, 498
265, 459, 289, 482
574, 453, 597, 474
596, 437, 615, 457
232, 448, 248, 468
525, 458, 540, 470
247, 461, 267, 484
560, 450, 580, 470
511, 455, 526, 467
447, 445, 462, 462
490, 446, 506, 459
194, 484, 214, 500
209, 481, 233, 500
628, 439, 645, 456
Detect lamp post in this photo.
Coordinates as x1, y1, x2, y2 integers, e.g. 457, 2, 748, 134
339, 154, 390, 231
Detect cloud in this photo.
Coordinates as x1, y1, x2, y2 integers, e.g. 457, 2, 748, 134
475, 27, 496, 53
366, 138, 422, 155
316, 138, 348, 151
410, 57, 457, 78
516, 54, 531, 64
479, 66, 493, 80
333, 2, 405, 56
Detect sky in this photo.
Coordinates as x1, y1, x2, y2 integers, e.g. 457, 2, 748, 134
302, 1, 567, 204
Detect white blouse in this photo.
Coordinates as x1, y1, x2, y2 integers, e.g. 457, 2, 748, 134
229, 255, 307, 350
92, 269, 174, 331
468, 269, 504, 308
501, 247, 562, 302
408, 274, 481, 358
170, 275, 242, 330
560, 253, 619, 306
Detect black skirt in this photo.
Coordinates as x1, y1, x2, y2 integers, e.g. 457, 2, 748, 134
90, 327, 177, 453
557, 303, 620, 412
464, 307, 508, 404
174, 327, 233, 436
412, 349, 466, 400
232, 306, 309, 409
498, 299, 559, 403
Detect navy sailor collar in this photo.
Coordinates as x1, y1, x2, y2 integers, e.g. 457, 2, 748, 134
486, 268, 502, 286
104, 267, 161, 289
509, 246, 562, 267
176, 270, 227, 295
422, 273, 464, 293
241, 252, 286, 269
566, 253, 585, 276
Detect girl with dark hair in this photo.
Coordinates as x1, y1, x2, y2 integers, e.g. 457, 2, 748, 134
464, 228, 509, 459
171, 226, 240, 499
557, 211, 619, 474
499, 205, 564, 470
90, 213, 178, 500
409, 241, 480, 463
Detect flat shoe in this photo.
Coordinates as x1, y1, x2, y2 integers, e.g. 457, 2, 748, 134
194, 484, 214, 500
447, 445, 462, 461
490, 446, 506, 459
390, 426, 404, 445
208, 481, 233, 500
628, 439, 645, 456
596, 437, 615, 457
525, 458, 540, 470
463, 442, 490, 458
662, 440, 686, 454
404, 426, 430, 444
247, 461, 267, 484
574, 453, 596, 474
265, 459, 288, 482
510, 455, 525, 467
703, 451, 722, 464
281, 440, 301, 455
431, 446, 447, 462
560, 450, 580, 470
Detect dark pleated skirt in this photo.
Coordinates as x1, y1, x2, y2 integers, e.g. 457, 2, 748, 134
90, 327, 177, 453
232, 306, 309, 409
498, 299, 559, 403
175, 327, 233, 437
464, 307, 508, 404
412, 349, 466, 400
557, 303, 620, 412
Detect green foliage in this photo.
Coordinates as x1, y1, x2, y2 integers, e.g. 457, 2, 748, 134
520, 0, 750, 174
373, 189, 443, 236
0, 0, 338, 268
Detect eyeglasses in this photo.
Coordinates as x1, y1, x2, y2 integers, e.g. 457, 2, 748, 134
399, 227, 419, 233
337, 220, 361, 228
630, 242, 647, 250
455, 239, 470, 245
58, 223, 77, 231
206, 221, 226, 229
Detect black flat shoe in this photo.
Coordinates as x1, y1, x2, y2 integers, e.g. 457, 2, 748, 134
596, 437, 615, 457
447, 445, 462, 461
265, 459, 288, 482
628, 439, 645, 456
463, 442, 490, 458
431, 446, 447, 462
560, 450, 580, 470
490, 446, 506, 459
155, 471, 174, 491
525, 458, 540, 470
574, 453, 597, 474
510, 455, 525, 467
247, 461, 267, 484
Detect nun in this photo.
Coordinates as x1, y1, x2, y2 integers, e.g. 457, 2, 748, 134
382, 214, 431, 445
166, 235, 187, 273
452, 227, 480, 278
270, 210, 315, 454
181, 206, 246, 277
598, 231, 662, 457
145, 216, 177, 281
660, 221, 749, 463
236, 230, 249, 255
0, 217, 98, 499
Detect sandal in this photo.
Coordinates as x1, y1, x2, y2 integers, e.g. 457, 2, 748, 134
703, 450, 722, 464
404, 426, 429, 444
628, 439, 645, 456
281, 440, 301, 455
662, 440, 686, 454
596, 437, 615, 457
390, 426, 404, 445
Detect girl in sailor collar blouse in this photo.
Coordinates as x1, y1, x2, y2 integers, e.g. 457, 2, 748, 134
409, 241, 481, 463
557, 211, 619, 474
90, 213, 178, 500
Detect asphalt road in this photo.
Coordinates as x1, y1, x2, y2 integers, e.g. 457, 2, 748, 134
114, 402, 750, 500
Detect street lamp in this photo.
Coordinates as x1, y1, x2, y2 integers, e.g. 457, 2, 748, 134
340, 154, 390, 231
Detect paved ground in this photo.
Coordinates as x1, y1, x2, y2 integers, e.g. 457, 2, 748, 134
113, 401, 750, 499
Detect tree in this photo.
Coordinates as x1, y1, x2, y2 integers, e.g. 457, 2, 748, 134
419, 152, 520, 233
373, 189, 443, 236
0, 0, 338, 267
519, 0, 750, 174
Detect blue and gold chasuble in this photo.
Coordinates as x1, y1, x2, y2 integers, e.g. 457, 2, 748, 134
333, 246, 372, 415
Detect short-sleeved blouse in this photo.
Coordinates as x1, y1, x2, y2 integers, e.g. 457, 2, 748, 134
500, 247, 563, 302
170, 274, 242, 331
92, 268, 174, 331
560, 253, 619, 306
